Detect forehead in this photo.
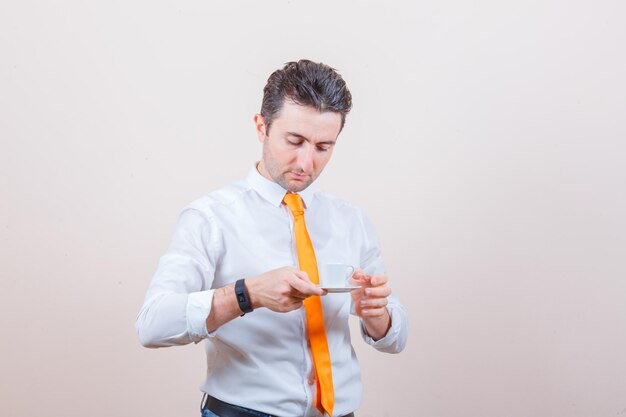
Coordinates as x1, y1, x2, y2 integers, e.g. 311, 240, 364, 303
271, 101, 342, 142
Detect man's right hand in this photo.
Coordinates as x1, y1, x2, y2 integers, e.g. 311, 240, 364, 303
206, 267, 324, 333
245, 266, 325, 312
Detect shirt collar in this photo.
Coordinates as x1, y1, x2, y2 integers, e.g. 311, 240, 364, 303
246, 164, 318, 209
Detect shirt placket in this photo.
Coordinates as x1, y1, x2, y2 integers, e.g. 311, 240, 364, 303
284, 203, 318, 416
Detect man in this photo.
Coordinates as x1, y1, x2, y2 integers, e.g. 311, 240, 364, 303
136, 59, 408, 417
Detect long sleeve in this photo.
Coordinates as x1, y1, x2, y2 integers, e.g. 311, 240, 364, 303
136, 207, 220, 348
359, 296, 408, 353
134, 171, 408, 416
356, 210, 408, 353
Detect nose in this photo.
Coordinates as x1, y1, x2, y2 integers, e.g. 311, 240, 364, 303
297, 145, 315, 173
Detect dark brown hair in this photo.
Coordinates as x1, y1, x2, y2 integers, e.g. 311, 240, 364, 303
260, 59, 352, 133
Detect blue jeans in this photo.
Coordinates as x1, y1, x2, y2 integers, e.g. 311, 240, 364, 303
200, 409, 219, 417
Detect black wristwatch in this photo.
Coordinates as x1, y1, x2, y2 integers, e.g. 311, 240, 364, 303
235, 279, 253, 315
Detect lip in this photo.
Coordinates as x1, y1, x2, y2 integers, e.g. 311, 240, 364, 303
288, 171, 309, 180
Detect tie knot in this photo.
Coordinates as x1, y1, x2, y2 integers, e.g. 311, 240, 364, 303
283, 193, 305, 216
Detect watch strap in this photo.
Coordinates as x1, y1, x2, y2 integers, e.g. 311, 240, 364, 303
235, 279, 253, 315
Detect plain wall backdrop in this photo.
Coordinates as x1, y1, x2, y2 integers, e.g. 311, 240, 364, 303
1, 1, 625, 416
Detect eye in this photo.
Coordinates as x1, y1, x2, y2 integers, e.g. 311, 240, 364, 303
287, 139, 303, 147
317, 143, 334, 152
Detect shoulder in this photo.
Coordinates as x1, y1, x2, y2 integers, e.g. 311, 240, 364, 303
183, 180, 252, 216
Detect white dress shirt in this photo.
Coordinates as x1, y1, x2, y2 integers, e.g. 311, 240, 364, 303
136, 167, 408, 417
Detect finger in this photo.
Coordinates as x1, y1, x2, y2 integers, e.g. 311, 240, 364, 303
369, 274, 388, 287
290, 275, 324, 296
359, 297, 388, 309
293, 269, 311, 283
289, 291, 308, 300
364, 286, 391, 298
352, 268, 366, 278
350, 269, 368, 284
291, 287, 327, 299
356, 275, 374, 287
361, 307, 388, 317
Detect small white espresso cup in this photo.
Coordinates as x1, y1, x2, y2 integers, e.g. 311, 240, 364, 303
319, 263, 355, 288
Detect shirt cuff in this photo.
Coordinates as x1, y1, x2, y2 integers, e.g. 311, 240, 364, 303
186, 289, 215, 341
360, 304, 402, 349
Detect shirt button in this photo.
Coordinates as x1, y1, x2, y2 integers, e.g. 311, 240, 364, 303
308, 369, 315, 385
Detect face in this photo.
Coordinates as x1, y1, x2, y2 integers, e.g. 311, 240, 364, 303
255, 100, 343, 193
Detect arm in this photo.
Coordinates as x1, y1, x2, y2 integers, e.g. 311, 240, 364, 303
205, 267, 325, 333
351, 271, 408, 353
135, 208, 218, 347
351, 271, 392, 340
135, 208, 324, 347
352, 210, 408, 353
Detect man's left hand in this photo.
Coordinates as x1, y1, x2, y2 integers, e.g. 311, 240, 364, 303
350, 269, 392, 341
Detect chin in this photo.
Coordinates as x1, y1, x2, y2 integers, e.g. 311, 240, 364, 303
285, 180, 311, 193
286, 184, 306, 193
274, 170, 317, 192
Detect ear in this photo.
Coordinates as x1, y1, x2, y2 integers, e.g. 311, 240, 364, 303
253, 114, 267, 143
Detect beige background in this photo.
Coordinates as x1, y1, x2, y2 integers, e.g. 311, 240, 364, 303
1, 1, 625, 416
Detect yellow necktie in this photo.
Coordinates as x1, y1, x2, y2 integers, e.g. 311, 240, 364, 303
283, 193, 334, 417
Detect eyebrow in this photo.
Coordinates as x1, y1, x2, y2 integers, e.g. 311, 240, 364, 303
286, 131, 336, 146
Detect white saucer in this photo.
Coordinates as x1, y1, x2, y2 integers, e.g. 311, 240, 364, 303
320, 285, 362, 293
